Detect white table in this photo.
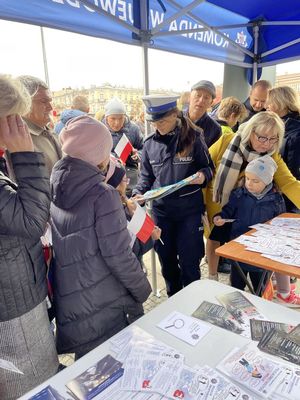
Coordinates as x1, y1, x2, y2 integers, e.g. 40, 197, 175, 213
19, 280, 300, 399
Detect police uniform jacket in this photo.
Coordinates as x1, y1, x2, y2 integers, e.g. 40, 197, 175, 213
134, 121, 214, 219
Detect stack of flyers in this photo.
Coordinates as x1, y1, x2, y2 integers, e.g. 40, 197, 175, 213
192, 301, 245, 336
273, 365, 300, 400
258, 329, 300, 366
216, 342, 285, 399
28, 386, 66, 400
250, 319, 294, 341
217, 291, 266, 338
66, 355, 123, 400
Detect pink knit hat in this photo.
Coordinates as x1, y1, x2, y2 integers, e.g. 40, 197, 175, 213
60, 115, 113, 166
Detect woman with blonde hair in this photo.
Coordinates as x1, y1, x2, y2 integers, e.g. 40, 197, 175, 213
267, 86, 300, 210
205, 111, 300, 306
0, 75, 58, 399
216, 96, 248, 135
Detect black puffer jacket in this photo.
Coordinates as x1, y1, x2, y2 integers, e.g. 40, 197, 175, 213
0, 152, 49, 321
50, 156, 151, 354
282, 112, 300, 181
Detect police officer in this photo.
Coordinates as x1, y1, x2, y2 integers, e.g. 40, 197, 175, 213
133, 95, 214, 296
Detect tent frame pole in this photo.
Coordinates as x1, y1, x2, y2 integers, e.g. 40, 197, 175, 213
40, 27, 50, 87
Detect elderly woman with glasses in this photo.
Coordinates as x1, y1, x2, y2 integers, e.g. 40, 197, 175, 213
205, 111, 300, 304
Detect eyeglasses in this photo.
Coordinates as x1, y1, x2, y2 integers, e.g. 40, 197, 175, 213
254, 132, 279, 144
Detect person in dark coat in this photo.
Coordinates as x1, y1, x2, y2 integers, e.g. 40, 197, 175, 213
50, 115, 151, 359
133, 95, 214, 297
267, 85, 300, 212
213, 156, 299, 303
187, 80, 221, 148
0, 75, 58, 400
103, 97, 144, 196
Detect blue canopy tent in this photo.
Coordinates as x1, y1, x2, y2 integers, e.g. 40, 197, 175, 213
1, 0, 299, 293
1, 0, 300, 87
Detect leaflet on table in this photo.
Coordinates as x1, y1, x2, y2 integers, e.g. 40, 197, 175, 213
216, 342, 285, 399
272, 365, 300, 400
270, 217, 300, 229
250, 319, 294, 342
216, 291, 266, 338
192, 301, 245, 337
0, 358, 23, 375
28, 386, 66, 400
156, 310, 212, 346
258, 329, 300, 366
288, 324, 300, 343
65, 355, 124, 400
141, 173, 198, 202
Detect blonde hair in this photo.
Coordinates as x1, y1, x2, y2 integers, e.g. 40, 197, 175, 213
268, 86, 300, 115
0, 75, 31, 117
72, 95, 89, 113
238, 111, 284, 152
218, 96, 248, 122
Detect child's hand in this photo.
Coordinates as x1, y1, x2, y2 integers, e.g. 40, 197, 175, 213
151, 226, 161, 241
126, 198, 137, 216
213, 216, 226, 226
131, 194, 145, 205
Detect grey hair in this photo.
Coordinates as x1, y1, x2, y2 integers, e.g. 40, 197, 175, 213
18, 75, 48, 97
0, 75, 31, 117
238, 111, 284, 153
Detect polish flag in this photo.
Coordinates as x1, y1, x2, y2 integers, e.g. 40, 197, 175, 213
127, 203, 155, 243
114, 134, 133, 164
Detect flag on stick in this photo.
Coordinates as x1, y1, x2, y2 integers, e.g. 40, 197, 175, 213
114, 134, 133, 164
127, 203, 155, 243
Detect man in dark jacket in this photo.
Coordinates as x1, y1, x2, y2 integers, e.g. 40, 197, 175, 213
188, 80, 221, 148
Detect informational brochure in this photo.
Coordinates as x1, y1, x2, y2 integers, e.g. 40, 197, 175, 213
0, 358, 23, 375
28, 386, 66, 400
287, 324, 300, 344
250, 319, 294, 341
273, 365, 300, 400
217, 291, 266, 338
216, 342, 285, 399
258, 329, 300, 366
192, 301, 245, 336
156, 310, 212, 346
141, 173, 198, 202
66, 355, 123, 400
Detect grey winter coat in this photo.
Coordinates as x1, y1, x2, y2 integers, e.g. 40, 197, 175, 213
50, 156, 151, 355
0, 152, 49, 321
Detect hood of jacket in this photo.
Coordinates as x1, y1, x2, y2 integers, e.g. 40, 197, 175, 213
60, 109, 86, 125
51, 156, 105, 210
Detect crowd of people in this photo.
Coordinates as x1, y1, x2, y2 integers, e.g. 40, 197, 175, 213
1, 73, 300, 399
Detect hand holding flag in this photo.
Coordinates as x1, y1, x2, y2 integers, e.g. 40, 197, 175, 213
127, 203, 155, 243
114, 133, 133, 164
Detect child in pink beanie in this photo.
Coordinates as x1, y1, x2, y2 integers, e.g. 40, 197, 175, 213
51, 115, 151, 359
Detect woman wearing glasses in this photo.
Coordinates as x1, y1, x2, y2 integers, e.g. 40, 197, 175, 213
205, 111, 300, 305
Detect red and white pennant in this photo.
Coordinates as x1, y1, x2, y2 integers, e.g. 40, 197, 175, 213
114, 133, 133, 164
127, 203, 155, 244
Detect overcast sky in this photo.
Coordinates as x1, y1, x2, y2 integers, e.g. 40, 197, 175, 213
1, 19, 300, 92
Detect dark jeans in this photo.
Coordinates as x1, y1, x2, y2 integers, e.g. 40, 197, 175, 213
153, 213, 204, 297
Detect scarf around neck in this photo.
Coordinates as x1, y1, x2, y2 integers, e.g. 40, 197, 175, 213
213, 134, 274, 206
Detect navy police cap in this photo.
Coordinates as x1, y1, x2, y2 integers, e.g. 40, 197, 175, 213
142, 95, 179, 121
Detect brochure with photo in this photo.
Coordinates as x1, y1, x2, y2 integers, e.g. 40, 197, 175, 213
29, 386, 66, 400
250, 319, 293, 341
66, 355, 123, 400
217, 291, 266, 338
258, 329, 300, 366
192, 301, 245, 336
142, 173, 198, 202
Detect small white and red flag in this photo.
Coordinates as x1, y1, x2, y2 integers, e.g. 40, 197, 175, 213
114, 134, 133, 164
127, 203, 155, 243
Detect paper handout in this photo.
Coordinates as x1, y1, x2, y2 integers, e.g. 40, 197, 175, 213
156, 310, 211, 346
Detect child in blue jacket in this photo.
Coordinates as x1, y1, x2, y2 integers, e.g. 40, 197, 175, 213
213, 155, 286, 296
